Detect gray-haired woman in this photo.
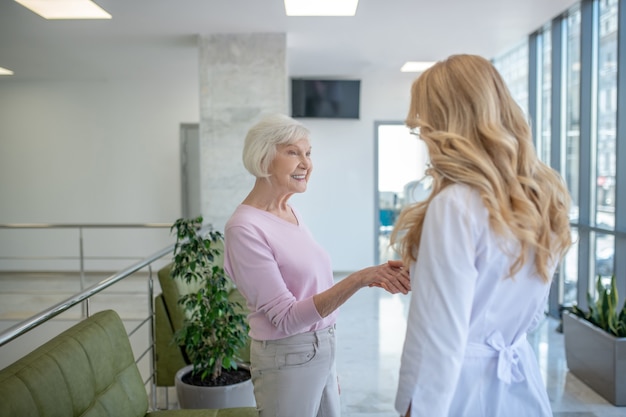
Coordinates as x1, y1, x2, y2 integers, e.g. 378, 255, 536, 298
224, 113, 410, 417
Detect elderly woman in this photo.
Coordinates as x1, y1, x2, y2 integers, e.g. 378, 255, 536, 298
224, 113, 410, 417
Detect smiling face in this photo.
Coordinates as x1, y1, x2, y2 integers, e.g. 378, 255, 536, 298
267, 138, 312, 195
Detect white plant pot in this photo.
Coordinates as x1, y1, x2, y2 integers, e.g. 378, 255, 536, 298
174, 364, 256, 409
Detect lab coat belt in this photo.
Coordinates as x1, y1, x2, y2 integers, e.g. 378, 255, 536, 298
465, 332, 526, 384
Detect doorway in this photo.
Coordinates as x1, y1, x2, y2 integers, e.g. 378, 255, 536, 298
375, 122, 429, 264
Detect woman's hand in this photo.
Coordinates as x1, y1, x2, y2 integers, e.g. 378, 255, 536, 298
313, 260, 410, 317
367, 260, 410, 294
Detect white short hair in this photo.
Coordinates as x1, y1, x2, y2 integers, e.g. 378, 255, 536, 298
243, 113, 310, 178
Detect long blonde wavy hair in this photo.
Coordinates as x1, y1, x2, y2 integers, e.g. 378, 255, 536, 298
390, 54, 572, 282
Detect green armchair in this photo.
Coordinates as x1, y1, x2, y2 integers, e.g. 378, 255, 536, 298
0, 309, 257, 417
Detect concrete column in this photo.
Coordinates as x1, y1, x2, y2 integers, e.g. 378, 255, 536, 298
198, 33, 287, 230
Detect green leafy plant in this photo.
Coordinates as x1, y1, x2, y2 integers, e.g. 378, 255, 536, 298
571, 275, 626, 337
170, 216, 249, 382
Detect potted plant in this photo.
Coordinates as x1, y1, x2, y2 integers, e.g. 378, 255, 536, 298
169, 217, 255, 409
562, 274, 626, 406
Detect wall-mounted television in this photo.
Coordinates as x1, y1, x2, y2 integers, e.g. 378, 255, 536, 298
291, 79, 360, 119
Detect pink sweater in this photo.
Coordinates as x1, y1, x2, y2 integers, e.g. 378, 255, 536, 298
224, 204, 338, 341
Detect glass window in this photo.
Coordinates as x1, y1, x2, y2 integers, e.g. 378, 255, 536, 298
591, 0, 618, 299
596, 0, 617, 231
540, 24, 552, 164
493, 41, 529, 117
559, 5, 581, 307
563, 227, 579, 306
565, 6, 581, 215
594, 233, 614, 279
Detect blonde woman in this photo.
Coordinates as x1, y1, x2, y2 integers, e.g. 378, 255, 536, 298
392, 55, 572, 417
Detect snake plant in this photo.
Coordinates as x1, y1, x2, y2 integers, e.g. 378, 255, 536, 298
572, 275, 626, 338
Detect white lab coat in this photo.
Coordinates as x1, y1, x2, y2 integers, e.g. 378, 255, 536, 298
395, 184, 553, 417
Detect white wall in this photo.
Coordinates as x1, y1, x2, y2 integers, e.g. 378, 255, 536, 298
0, 55, 416, 272
0, 67, 199, 270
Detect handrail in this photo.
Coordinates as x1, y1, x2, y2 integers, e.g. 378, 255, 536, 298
0, 223, 173, 266
0, 222, 174, 317
0, 243, 174, 347
0, 223, 172, 228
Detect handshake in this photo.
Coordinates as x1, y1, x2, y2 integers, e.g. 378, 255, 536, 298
367, 259, 411, 294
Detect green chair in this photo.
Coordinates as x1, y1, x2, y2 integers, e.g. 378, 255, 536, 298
0, 309, 257, 417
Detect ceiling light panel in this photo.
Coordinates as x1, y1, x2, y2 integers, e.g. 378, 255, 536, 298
14, 0, 112, 19
401, 61, 436, 73
284, 0, 359, 16
0, 67, 14, 75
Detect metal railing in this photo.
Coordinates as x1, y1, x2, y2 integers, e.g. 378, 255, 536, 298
0, 223, 177, 409
0, 222, 172, 283
0, 243, 173, 347
0, 223, 172, 316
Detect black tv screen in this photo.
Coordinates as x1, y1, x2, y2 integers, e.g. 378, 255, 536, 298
291, 79, 360, 119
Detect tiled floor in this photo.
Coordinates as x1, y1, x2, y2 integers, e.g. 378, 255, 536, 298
335, 281, 624, 417
0, 271, 624, 416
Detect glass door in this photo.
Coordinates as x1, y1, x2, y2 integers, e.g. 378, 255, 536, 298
375, 122, 429, 264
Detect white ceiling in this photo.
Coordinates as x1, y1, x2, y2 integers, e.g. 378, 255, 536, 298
0, 0, 579, 81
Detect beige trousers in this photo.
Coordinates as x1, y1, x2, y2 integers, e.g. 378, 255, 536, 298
250, 324, 340, 417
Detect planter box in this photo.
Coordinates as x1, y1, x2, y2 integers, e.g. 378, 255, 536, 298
563, 310, 626, 406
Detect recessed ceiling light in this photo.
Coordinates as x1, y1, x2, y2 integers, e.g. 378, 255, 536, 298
14, 0, 112, 20
0, 67, 14, 76
284, 0, 359, 16
401, 61, 436, 73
